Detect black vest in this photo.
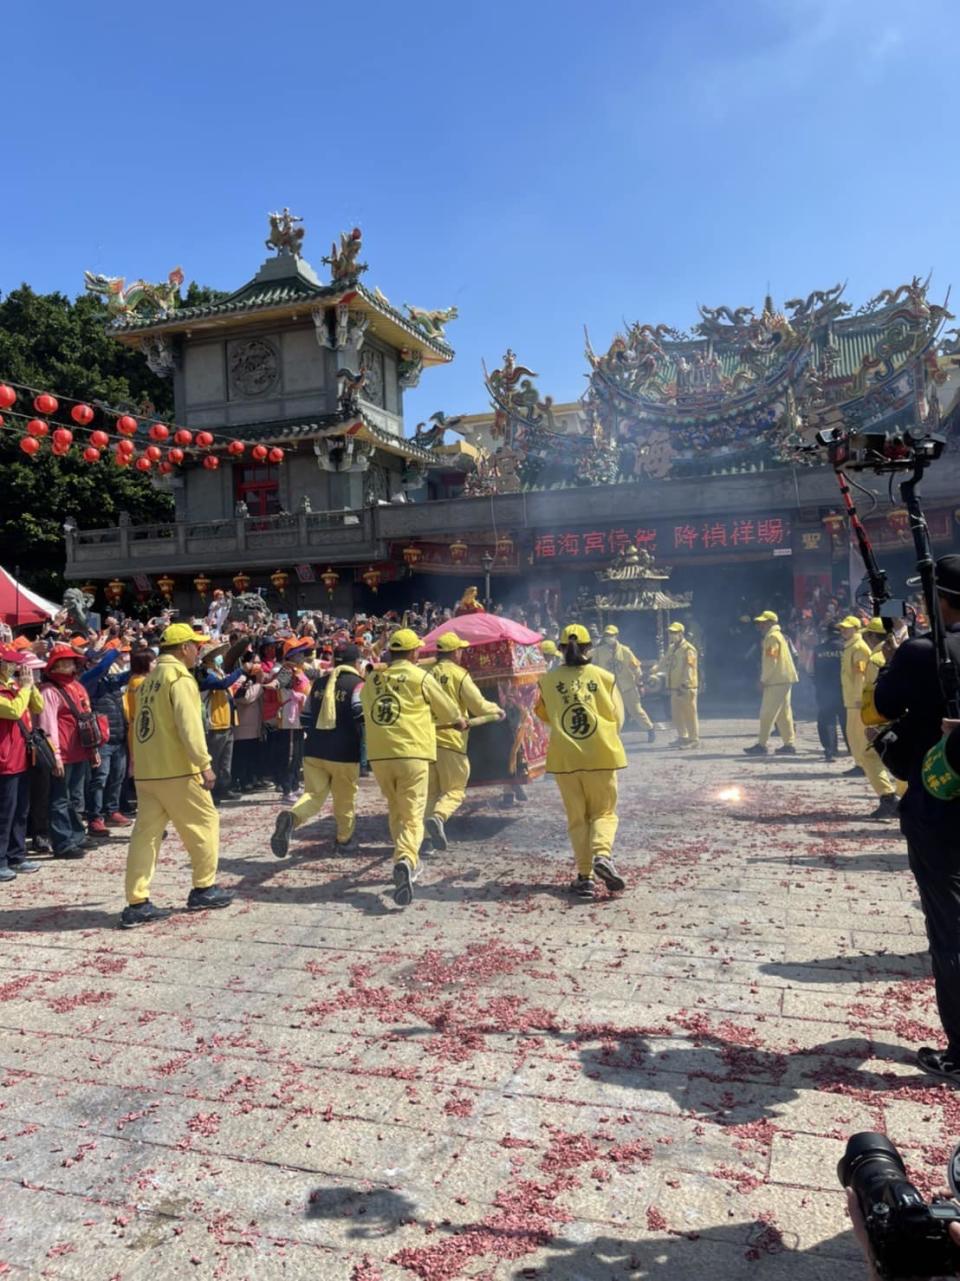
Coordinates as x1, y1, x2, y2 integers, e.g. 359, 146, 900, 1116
302, 669, 363, 763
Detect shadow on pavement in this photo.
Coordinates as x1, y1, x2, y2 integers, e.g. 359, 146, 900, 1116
760, 953, 928, 984
731, 810, 868, 826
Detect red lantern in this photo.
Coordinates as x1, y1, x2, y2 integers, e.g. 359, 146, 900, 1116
202, 454, 220, 470
52, 428, 73, 449
26, 418, 48, 437
321, 567, 339, 597
116, 415, 138, 436
449, 539, 468, 564
19, 436, 40, 456
228, 440, 245, 456
167, 446, 184, 465
145, 445, 162, 462
174, 429, 192, 446
114, 448, 132, 467
0, 385, 16, 410
402, 544, 423, 568
268, 447, 284, 464
89, 429, 110, 449
33, 393, 58, 415
251, 444, 268, 461
70, 403, 94, 426
51, 441, 70, 457
82, 446, 101, 463
158, 461, 174, 475
148, 423, 170, 443
361, 566, 382, 594
195, 431, 214, 448
135, 457, 152, 472
117, 438, 135, 456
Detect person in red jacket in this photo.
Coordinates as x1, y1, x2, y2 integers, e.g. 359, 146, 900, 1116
39, 644, 100, 859
0, 647, 44, 880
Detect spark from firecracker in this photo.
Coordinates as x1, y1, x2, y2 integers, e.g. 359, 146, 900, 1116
717, 786, 743, 803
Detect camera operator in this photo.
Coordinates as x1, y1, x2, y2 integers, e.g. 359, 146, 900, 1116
874, 554, 960, 1083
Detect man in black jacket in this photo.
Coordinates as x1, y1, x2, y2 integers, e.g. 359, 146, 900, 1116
812, 626, 846, 762
271, 643, 364, 859
874, 555, 960, 1084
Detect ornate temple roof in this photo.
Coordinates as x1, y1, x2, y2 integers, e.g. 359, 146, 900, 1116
88, 217, 455, 365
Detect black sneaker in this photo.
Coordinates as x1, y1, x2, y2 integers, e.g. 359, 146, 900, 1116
917, 1046, 960, 1085
570, 875, 595, 900
392, 859, 417, 907
271, 811, 295, 859
424, 815, 448, 852
743, 743, 769, 756
53, 846, 85, 860
119, 900, 171, 930
843, 765, 864, 777
334, 835, 359, 854
218, 790, 242, 802
593, 858, 626, 892
774, 744, 797, 756
32, 836, 52, 854
186, 885, 234, 912
870, 794, 900, 821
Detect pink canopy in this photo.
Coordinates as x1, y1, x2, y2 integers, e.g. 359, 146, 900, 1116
420, 613, 542, 654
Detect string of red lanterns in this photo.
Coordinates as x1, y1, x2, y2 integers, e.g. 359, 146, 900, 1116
0, 381, 287, 472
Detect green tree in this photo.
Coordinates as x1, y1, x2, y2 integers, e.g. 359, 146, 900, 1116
0, 283, 226, 598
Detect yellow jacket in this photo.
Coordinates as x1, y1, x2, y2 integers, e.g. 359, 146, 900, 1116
430, 658, 501, 754
760, 626, 798, 686
0, 679, 43, 719
361, 659, 461, 763
132, 653, 212, 780
840, 634, 871, 709
664, 639, 699, 692
535, 662, 627, 774
595, 641, 642, 689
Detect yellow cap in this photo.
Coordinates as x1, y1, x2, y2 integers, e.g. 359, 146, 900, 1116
838, 614, 862, 630
864, 617, 887, 635
753, 610, 778, 624
388, 627, 421, 652
540, 639, 558, 656
161, 623, 209, 647
559, 623, 591, 645
667, 621, 685, 633
437, 632, 470, 652
602, 625, 619, 636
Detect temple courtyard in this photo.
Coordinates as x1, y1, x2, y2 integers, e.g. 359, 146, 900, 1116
0, 718, 944, 1279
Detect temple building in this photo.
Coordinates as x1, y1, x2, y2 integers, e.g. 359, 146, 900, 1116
67, 258, 960, 632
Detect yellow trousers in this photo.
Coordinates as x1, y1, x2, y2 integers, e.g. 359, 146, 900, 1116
670, 690, 699, 743
290, 757, 359, 843
758, 684, 795, 747
125, 775, 219, 905
619, 686, 653, 730
427, 748, 471, 823
555, 770, 619, 878
372, 758, 429, 870
845, 710, 896, 798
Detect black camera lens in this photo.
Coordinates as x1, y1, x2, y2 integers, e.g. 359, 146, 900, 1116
838, 1133, 906, 1188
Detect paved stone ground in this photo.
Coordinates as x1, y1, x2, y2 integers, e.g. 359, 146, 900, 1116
0, 717, 948, 1279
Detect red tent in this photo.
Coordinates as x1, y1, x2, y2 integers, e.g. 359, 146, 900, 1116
0, 566, 59, 627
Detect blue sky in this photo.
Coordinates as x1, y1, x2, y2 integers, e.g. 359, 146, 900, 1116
3, 0, 957, 428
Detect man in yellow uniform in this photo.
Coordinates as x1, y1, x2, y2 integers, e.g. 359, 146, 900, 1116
595, 625, 655, 742
839, 615, 899, 820
744, 610, 799, 755
121, 623, 233, 928
424, 631, 504, 853
662, 621, 700, 749
361, 628, 462, 907
535, 623, 628, 899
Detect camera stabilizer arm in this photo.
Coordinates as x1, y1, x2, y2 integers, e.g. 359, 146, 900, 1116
833, 466, 891, 615
900, 460, 960, 720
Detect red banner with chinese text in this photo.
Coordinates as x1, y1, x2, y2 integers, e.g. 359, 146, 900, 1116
531, 516, 792, 564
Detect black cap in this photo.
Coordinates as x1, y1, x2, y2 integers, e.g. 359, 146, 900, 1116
334, 643, 360, 665
937, 556, 960, 600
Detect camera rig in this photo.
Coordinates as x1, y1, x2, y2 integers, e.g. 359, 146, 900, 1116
811, 425, 959, 721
